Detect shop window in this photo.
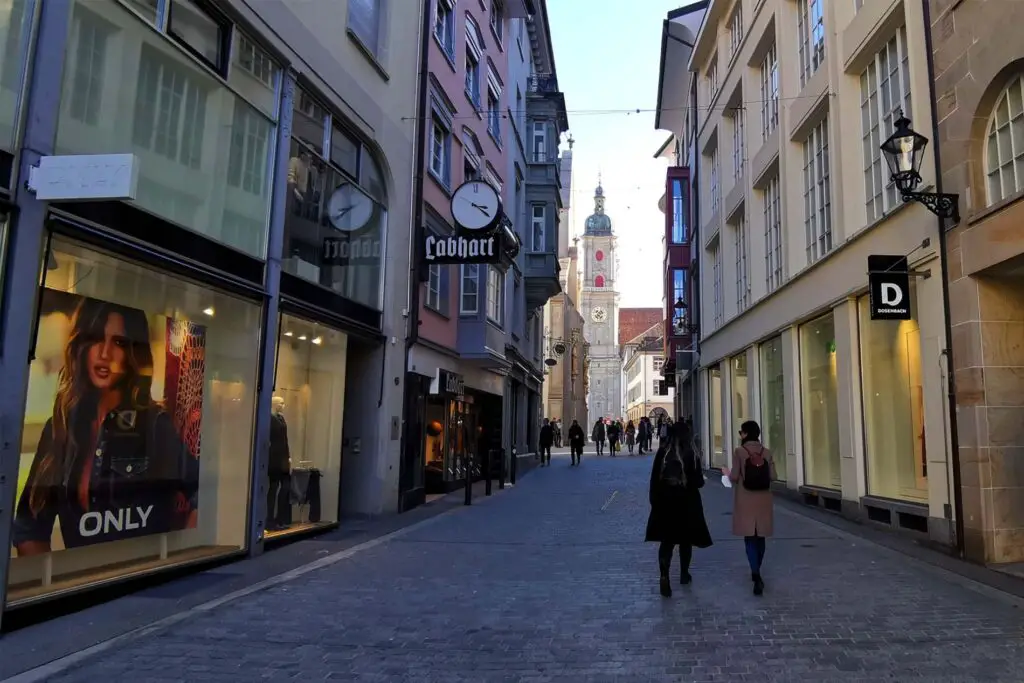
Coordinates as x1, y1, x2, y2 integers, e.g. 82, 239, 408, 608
56, 0, 279, 259
265, 314, 347, 538
423, 397, 475, 494
0, 0, 32, 152
708, 364, 724, 468
283, 87, 387, 312
858, 288, 927, 501
759, 336, 787, 481
800, 313, 841, 489
730, 353, 748, 431
167, 0, 230, 74
8, 237, 261, 606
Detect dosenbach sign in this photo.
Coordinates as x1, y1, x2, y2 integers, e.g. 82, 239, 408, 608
867, 254, 912, 321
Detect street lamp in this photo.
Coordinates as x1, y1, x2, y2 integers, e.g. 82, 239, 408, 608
880, 111, 960, 222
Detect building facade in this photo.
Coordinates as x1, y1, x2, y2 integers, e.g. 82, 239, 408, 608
401, 0, 567, 509
580, 182, 621, 420
928, 0, 1024, 564
0, 0, 421, 625
659, 0, 956, 546
621, 323, 674, 424
542, 146, 587, 428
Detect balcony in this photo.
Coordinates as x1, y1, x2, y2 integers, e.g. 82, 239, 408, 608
524, 251, 561, 310
528, 74, 559, 94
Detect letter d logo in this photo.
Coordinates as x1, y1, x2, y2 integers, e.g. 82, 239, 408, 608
881, 282, 903, 306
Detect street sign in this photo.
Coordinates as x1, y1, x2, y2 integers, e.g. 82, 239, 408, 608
28, 154, 139, 201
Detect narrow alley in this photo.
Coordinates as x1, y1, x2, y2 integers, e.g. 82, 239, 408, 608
5, 450, 1023, 683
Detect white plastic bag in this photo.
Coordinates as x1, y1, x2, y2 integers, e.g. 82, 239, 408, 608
721, 474, 732, 488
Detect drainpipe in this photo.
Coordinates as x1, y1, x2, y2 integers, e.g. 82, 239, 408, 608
922, 0, 965, 559
690, 77, 701, 434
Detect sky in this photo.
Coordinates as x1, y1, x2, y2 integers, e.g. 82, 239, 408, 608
546, 0, 687, 309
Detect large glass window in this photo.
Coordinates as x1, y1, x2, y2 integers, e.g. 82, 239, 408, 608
9, 237, 261, 606
759, 336, 787, 481
858, 288, 927, 501
266, 314, 347, 538
55, 0, 281, 258
670, 178, 687, 244
800, 313, 841, 488
730, 353, 748, 432
0, 0, 32, 151
284, 89, 387, 311
709, 364, 724, 468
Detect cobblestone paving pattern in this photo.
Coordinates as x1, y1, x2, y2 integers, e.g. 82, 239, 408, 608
35, 450, 1024, 682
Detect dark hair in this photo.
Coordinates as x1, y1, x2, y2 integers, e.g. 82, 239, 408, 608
740, 420, 761, 443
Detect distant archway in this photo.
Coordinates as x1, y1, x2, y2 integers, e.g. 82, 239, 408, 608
649, 407, 669, 421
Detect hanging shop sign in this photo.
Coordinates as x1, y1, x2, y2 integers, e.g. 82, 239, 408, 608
421, 180, 520, 266
28, 153, 140, 201
321, 183, 382, 266
430, 368, 465, 398
867, 254, 911, 321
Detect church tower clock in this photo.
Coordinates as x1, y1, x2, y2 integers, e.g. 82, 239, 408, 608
580, 180, 621, 420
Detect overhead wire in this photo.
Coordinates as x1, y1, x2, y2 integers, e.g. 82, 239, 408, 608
399, 92, 832, 122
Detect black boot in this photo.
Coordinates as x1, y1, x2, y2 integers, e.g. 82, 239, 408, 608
680, 570, 692, 585
752, 573, 764, 596
660, 574, 672, 597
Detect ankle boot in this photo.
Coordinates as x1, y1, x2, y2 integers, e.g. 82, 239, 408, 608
680, 570, 692, 585
752, 573, 764, 596
659, 574, 672, 597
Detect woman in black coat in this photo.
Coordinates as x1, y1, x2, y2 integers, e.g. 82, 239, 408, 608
645, 422, 712, 597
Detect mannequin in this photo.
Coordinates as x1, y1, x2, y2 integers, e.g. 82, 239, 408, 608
267, 395, 291, 531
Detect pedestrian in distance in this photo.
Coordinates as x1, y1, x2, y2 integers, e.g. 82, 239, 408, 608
721, 420, 776, 596
539, 418, 554, 467
645, 421, 712, 597
553, 419, 563, 449
607, 420, 621, 457
625, 420, 636, 455
567, 419, 585, 466
591, 419, 606, 456
637, 417, 650, 454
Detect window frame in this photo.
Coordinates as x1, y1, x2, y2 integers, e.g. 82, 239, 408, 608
728, 3, 743, 59
734, 212, 749, 313
709, 146, 720, 215
460, 263, 480, 315
732, 109, 744, 179
707, 54, 719, 103
983, 73, 1024, 206
803, 117, 833, 264
798, 0, 825, 88
486, 265, 504, 325
531, 203, 546, 252
429, 116, 452, 187
760, 43, 779, 140
763, 174, 783, 293
166, 0, 232, 77
433, 0, 456, 60
531, 120, 547, 163
347, 0, 388, 61
860, 26, 912, 223
489, 0, 504, 44
426, 263, 449, 316
711, 238, 724, 328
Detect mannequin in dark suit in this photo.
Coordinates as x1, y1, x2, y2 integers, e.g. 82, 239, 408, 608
267, 396, 291, 530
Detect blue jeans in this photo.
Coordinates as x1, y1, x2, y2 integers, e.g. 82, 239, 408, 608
744, 535, 766, 574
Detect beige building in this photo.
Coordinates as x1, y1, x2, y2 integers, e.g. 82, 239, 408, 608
682, 0, 955, 545
621, 323, 673, 425
929, 0, 1024, 564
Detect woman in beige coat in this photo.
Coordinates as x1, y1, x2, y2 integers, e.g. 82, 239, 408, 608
721, 420, 776, 596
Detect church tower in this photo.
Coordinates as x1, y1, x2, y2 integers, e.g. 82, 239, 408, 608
579, 179, 622, 420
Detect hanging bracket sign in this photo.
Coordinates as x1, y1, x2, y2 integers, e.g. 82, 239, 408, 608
867, 254, 912, 320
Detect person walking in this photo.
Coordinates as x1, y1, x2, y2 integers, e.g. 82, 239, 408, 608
645, 422, 712, 597
637, 417, 650, 454
591, 419, 606, 456
721, 420, 776, 596
625, 420, 637, 455
607, 420, 621, 457
568, 419, 585, 466
553, 419, 563, 448
539, 418, 554, 467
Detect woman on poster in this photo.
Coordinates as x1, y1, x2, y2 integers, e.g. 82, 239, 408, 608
13, 297, 199, 555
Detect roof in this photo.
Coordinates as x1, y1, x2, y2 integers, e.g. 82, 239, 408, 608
654, 2, 708, 133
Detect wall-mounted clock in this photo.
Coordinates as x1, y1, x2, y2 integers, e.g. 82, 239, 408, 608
591, 306, 607, 323
327, 183, 374, 232
451, 180, 502, 231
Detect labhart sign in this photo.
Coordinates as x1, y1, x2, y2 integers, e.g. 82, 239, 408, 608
867, 254, 911, 321
420, 180, 519, 266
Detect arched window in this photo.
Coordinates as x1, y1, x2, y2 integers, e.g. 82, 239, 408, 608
985, 74, 1024, 206
595, 275, 605, 288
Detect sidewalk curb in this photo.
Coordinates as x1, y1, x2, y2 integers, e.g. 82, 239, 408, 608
2, 489, 508, 683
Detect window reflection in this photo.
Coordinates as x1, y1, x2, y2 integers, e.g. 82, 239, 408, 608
0, 0, 31, 152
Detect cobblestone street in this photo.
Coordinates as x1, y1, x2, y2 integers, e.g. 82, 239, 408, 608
15, 450, 1024, 682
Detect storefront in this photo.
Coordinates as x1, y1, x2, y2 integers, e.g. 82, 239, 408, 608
0, 0, 392, 619
401, 350, 506, 509
799, 313, 841, 490
707, 364, 724, 468
758, 335, 787, 481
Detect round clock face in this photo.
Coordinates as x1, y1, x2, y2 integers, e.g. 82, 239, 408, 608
595, 250, 604, 261
451, 180, 502, 231
327, 183, 374, 232
591, 307, 607, 323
